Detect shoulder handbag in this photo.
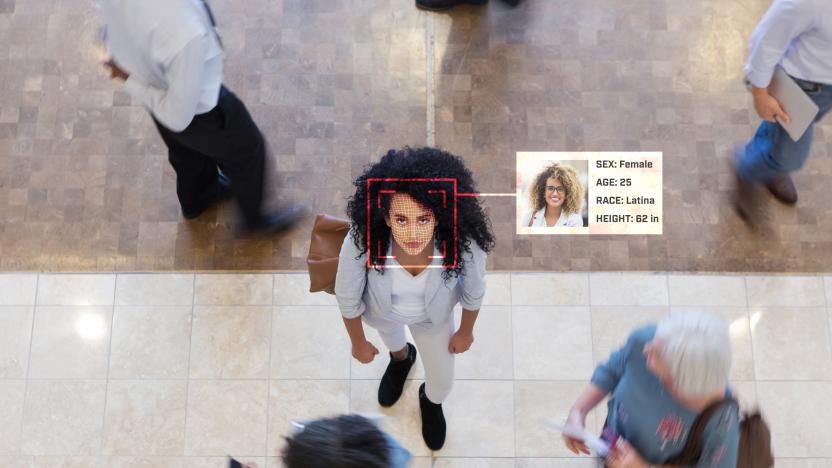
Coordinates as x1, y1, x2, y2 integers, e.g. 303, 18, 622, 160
306, 214, 351, 294
664, 398, 773, 468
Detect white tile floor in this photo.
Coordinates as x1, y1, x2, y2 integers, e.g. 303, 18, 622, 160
1, 272, 831, 467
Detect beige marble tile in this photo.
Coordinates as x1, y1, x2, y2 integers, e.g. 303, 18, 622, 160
109, 457, 186, 468
590, 306, 668, 366
25, 457, 108, 468
514, 381, 598, 458
483, 273, 511, 306
194, 274, 272, 306
181, 458, 267, 468
190, 306, 270, 379
36, 274, 116, 306
0, 274, 37, 305
109, 306, 192, 379
668, 274, 747, 306
184, 380, 268, 456
730, 381, 758, 413
515, 459, 600, 467
20, 380, 106, 456
745, 276, 826, 307
513, 306, 593, 380
102, 380, 187, 456
433, 459, 514, 467
825, 276, 832, 305
670, 307, 756, 381
350, 324, 426, 380
0, 380, 25, 455
454, 305, 513, 380
115, 274, 194, 306
28, 306, 112, 379
271, 306, 350, 379
267, 380, 350, 455
511, 273, 589, 306
440, 380, 514, 457
757, 381, 832, 457
0, 306, 33, 378
750, 307, 832, 380
273, 274, 335, 306
774, 460, 832, 468
349, 379, 430, 457
589, 273, 668, 306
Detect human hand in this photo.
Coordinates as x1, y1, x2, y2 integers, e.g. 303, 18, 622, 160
448, 329, 474, 354
606, 438, 649, 468
351, 339, 379, 364
104, 59, 129, 81
752, 86, 790, 124
563, 409, 590, 455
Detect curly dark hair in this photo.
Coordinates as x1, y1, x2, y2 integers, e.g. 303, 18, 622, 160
281, 415, 390, 468
346, 147, 495, 279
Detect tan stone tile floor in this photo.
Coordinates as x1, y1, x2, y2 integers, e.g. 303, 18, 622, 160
0, 0, 831, 271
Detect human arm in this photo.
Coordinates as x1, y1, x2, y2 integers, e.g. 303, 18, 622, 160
334, 230, 377, 363
564, 383, 609, 455
123, 33, 210, 132
451, 242, 487, 354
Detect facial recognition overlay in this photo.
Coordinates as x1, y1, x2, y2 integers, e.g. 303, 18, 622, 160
367, 178, 458, 269
516, 152, 663, 235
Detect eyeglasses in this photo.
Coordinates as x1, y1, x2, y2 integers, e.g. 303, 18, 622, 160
545, 186, 566, 194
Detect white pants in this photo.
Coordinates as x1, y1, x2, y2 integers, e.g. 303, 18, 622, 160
363, 313, 455, 404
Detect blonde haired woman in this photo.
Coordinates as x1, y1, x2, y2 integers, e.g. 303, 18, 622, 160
522, 162, 584, 228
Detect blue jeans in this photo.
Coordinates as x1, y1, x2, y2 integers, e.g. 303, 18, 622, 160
737, 78, 832, 183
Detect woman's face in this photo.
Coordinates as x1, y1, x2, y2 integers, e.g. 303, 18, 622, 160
543, 176, 566, 210
385, 193, 437, 256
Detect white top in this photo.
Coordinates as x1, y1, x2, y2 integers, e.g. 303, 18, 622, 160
389, 262, 430, 325
523, 207, 583, 228
102, 0, 225, 131
745, 0, 832, 87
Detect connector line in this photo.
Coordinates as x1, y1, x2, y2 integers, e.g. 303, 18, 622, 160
458, 192, 517, 197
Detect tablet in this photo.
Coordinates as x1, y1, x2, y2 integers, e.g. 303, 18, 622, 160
769, 67, 820, 142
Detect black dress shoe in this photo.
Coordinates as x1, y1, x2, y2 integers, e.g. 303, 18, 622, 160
182, 172, 233, 219
416, 0, 487, 11
419, 383, 446, 450
249, 205, 306, 233
766, 175, 798, 205
378, 343, 417, 407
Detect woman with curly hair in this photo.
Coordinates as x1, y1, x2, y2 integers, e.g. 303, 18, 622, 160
522, 162, 584, 228
335, 147, 495, 451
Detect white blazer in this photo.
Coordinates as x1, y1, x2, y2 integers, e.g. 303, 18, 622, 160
522, 207, 583, 227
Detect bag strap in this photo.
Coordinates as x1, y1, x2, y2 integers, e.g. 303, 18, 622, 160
665, 397, 738, 465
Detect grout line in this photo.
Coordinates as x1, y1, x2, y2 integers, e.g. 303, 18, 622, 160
98, 273, 119, 451
181, 273, 197, 456
426, 12, 436, 147
263, 274, 275, 457
17, 273, 40, 453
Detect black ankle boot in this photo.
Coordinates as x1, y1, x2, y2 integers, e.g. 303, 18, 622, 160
378, 343, 417, 407
419, 383, 446, 450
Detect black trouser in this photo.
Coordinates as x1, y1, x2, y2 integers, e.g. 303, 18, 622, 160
153, 86, 265, 226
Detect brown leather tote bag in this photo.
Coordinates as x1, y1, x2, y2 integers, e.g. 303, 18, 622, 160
306, 214, 351, 294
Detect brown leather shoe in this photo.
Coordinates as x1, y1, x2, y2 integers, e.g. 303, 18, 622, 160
766, 175, 798, 205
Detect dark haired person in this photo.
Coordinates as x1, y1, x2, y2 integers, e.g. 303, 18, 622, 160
281, 415, 411, 468
101, 0, 302, 231
521, 162, 584, 228
335, 147, 495, 450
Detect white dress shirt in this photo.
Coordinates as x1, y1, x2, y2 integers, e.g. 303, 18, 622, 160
523, 207, 583, 228
745, 0, 832, 87
103, 0, 224, 132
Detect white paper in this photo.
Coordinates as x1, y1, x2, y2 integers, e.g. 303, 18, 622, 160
544, 419, 611, 457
